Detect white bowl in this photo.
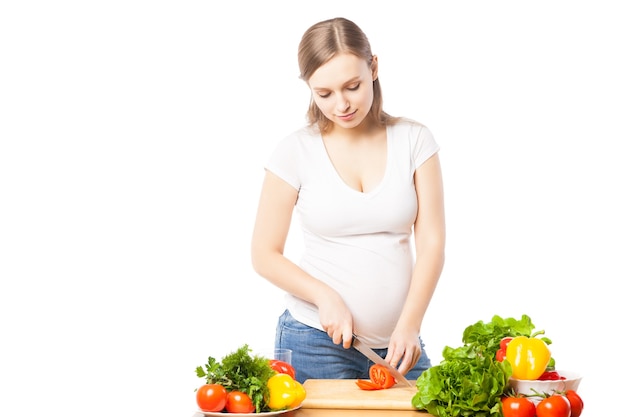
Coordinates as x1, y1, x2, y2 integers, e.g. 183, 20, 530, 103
508, 370, 582, 403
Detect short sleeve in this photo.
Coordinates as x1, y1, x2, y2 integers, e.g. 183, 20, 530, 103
265, 134, 302, 191
411, 123, 440, 169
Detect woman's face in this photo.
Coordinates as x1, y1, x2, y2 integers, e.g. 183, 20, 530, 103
307, 53, 378, 130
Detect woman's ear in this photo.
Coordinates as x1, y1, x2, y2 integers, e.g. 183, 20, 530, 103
371, 55, 379, 81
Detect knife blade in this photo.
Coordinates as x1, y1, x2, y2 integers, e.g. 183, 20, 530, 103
351, 334, 412, 387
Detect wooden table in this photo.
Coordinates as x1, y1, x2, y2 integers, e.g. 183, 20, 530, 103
191, 379, 435, 417
193, 409, 431, 417
290, 408, 432, 416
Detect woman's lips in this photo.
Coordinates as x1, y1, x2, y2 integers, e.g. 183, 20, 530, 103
337, 110, 357, 121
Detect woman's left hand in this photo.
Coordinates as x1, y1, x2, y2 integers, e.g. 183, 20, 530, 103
384, 330, 422, 375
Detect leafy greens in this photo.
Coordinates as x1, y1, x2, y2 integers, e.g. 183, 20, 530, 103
412, 314, 547, 417
196, 344, 275, 413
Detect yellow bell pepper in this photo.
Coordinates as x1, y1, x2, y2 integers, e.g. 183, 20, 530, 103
266, 373, 306, 410
505, 336, 551, 380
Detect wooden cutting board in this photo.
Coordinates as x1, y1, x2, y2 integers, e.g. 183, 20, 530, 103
301, 379, 418, 410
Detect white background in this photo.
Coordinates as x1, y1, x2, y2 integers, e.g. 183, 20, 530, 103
1, 1, 624, 416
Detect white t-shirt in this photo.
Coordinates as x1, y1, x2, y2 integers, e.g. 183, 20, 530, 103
266, 118, 440, 348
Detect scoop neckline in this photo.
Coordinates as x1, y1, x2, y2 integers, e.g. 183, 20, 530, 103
318, 125, 391, 197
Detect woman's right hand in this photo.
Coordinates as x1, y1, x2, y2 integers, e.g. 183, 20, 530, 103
316, 292, 354, 348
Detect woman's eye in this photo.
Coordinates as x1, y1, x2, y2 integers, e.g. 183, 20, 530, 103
316, 84, 359, 98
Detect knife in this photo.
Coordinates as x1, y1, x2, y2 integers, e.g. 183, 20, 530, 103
351, 334, 412, 387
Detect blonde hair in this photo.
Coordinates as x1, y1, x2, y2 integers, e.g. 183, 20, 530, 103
298, 17, 395, 132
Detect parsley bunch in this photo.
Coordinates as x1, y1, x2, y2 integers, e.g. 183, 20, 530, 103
196, 344, 275, 412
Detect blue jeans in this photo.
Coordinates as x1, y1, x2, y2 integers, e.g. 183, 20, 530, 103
274, 309, 432, 384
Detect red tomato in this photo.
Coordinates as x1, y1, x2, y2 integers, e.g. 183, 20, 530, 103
225, 390, 255, 413
369, 364, 396, 389
565, 390, 584, 417
536, 394, 571, 417
501, 396, 536, 417
196, 384, 227, 412
269, 359, 296, 379
355, 379, 383, 390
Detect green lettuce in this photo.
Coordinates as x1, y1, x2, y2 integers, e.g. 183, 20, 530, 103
412, 315, 542, 417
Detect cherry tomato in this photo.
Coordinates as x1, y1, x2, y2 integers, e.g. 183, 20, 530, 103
565, 390, 584, 417
369, 364, 396, 389
196, 384, 227, 412
355, 379, 383, 390
225, 390, 255, 413
536, 394, 571, 417
269, 359, 296, 379
501, 396, 536, 417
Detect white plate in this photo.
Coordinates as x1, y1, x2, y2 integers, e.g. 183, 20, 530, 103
195, 405, 301, 416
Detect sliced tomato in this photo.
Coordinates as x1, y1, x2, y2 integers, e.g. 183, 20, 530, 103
538, 370, 564, 380
369, 364, 396, 389
355, 379, 383, 390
